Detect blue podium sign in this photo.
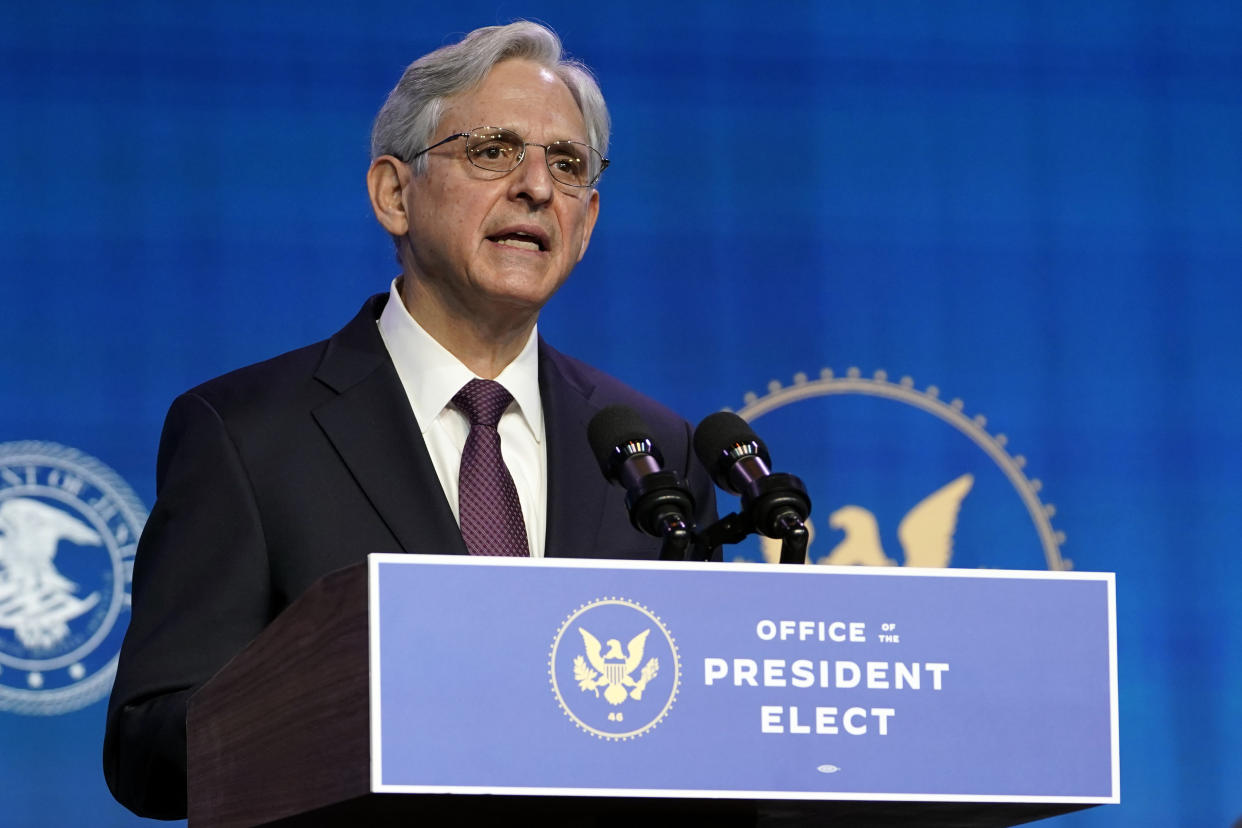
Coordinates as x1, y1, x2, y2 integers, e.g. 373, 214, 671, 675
368, 555, 1117, 804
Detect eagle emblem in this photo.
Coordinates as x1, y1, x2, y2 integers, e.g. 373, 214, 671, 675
0, 441, 147, 716
0, 498, 103, 650
822, 473, 974, 567
573, 627, 659, 706
759, 473, 974, 567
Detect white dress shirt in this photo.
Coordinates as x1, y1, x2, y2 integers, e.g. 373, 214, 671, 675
377, 280, 547, 557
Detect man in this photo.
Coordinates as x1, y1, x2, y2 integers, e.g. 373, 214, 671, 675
102, 22, 715, 819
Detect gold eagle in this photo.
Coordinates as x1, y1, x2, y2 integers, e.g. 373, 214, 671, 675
573, 627, 659, 705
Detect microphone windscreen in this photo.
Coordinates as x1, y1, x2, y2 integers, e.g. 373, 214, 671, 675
587, 405, 655, 477
693, 411, 766, 475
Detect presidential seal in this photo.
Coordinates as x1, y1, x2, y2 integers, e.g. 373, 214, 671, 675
730, 368, 1067, 571
0, 441, 145, 715
549, 597, 680, 741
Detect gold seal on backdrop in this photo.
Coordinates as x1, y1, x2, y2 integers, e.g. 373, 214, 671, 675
730, 368, 1068, 571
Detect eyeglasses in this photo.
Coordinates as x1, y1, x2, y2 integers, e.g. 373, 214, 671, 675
408, 126, 609, 188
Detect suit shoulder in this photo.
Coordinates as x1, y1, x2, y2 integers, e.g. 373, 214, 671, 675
182, 338, 332, 418
176, 293, 389, 420
541, 342, 692, 432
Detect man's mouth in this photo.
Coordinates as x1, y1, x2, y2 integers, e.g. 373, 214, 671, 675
488, 230, 546, 252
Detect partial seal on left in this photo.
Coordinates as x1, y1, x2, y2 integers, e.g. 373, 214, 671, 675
0, 441, 146, 715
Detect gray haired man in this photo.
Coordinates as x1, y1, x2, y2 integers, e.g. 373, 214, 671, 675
103, 22, 714, 818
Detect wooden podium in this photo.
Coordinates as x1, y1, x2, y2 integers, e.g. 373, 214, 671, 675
188, 556, 1116, 827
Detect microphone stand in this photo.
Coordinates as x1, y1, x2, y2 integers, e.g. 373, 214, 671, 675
691, 510, 808, 564
692, 511, 750, 561
657, 515, 692, 561
772, 513, 809, 564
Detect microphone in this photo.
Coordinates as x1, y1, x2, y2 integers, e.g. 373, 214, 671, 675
693, 411, 811, 542
587, 405, 697, 545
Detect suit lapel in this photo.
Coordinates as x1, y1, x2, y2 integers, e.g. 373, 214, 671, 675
309, 300, 614, 560
311, 295, 467, 557
540, 340, 613, 558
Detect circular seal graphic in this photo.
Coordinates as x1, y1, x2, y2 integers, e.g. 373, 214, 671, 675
548, 597, 680, 741
730, 368, 1068, 571
0, 441, 146, 715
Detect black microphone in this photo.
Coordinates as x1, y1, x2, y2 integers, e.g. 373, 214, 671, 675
693, 411, 811, 542
587, 405, 697, 545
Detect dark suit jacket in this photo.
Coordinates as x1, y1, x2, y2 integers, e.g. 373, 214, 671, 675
102, 294, 716, 819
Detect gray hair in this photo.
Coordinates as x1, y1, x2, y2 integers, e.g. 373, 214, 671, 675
371, 22, 610, 179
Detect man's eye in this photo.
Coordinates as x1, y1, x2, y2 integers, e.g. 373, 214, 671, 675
549, 153, 583, 174
470, 141, 516, 163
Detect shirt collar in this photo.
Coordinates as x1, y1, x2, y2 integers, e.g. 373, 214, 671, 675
377, 280, 544, 443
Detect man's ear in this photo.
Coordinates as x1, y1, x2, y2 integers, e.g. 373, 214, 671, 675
367, 156, 410, 236
576, 188, 600, 263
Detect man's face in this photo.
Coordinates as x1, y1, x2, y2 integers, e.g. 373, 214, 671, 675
401, 59, 600, 325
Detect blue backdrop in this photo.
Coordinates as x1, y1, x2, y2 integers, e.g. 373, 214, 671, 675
2, 1, 1239, 825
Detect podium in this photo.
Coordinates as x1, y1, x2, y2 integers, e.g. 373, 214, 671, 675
187, 555, 1117, 827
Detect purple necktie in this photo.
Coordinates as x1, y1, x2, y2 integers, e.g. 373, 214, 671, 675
452, 378, 530, 557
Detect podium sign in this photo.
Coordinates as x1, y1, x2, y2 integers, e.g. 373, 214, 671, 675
369, 555, 1118, 805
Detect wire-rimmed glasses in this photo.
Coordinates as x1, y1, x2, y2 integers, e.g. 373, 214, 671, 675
409, 126, 609, 188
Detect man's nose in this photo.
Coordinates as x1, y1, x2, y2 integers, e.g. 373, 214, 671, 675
507, 145, 555, 205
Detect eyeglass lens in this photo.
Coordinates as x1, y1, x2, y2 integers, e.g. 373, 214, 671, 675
465, 128, 601, 187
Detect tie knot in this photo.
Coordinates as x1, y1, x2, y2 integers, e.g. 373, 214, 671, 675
452, 379, 514, 428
